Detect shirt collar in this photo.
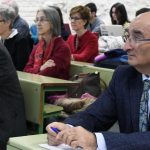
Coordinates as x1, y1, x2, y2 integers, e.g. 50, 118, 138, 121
142, 74, 150, 81
0, 29, 18, 43
7, 29, 18, 39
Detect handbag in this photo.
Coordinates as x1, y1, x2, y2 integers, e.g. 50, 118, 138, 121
68, 72, 104, 98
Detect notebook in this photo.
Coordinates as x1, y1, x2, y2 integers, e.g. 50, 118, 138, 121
39, 143, 82, 150
100, 25, 124, 36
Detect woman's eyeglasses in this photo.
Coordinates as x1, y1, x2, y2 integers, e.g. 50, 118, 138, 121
34, 17, 48, 23
69, 17, 82, 21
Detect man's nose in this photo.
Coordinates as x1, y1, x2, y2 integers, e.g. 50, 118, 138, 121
123, 40, 132, 52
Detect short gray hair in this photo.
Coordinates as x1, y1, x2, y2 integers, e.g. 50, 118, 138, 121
1, 0, 19, 16
0, 4, 16, 28
37, 6, 61, 37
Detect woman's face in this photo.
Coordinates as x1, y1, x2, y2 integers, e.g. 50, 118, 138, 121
112, 7, 117, 21
70, 13, 86, 32
35, 11, 51, 36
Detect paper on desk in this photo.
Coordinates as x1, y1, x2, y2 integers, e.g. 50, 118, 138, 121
39, 143, 81, 150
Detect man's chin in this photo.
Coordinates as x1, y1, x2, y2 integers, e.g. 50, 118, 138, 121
128, 60, 138, 67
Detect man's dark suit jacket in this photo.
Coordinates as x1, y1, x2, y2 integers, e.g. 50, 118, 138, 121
65, 65, 150, 150
0, 42, 26, 149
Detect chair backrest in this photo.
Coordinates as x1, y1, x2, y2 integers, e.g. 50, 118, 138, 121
30, 24, 38, 44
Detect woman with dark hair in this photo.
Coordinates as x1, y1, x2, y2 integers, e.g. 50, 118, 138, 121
109, 3, 130, 30
50, 6, 70, 41
67, 5, 98, 63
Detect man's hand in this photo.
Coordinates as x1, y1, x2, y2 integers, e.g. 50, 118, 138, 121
57, 126, 97, 150
40, 59, 55, 71
46, 122, 70, 146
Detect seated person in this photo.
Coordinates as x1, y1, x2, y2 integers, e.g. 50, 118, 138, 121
30, 5, 70, 44
66, 5, 98, 63
85, 2, 104, 36
1, 0, 30, 37
109, 2, 130, 37
24, 6, 71, 80
0, 4, 32, 71
51, 6, 70, 41
2, 0, 33, 50
0, 41, 26, 149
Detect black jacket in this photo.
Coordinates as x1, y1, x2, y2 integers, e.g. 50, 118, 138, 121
0, 42, 26, 149
4, 32, 32, 71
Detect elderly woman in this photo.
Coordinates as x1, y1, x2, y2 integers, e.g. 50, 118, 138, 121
24, 6, 71, 80
0, 4, 32, 71
67, 5, 98, 63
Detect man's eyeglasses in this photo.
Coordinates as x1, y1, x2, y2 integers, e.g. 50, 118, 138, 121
34, 17, 48, 23
125, 34, 150, 44
69, 17, 82, 21
137, 38, 150, 42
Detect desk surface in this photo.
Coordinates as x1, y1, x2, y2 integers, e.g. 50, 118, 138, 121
71, 60, 114, 72
17, 71, 76, 86
7, 134, 47, 150
71, 60, 92, 67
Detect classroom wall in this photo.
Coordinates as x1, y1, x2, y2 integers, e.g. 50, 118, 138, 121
0, 0, 149, 25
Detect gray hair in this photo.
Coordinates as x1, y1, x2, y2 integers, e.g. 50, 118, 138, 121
1, 0, 19, 16
0, 4, 16, 28
37, 6, 61, 37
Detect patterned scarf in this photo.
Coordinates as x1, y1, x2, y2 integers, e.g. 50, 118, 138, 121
33, 38, 56, 72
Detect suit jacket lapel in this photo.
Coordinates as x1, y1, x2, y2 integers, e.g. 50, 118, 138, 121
129, 72, 143, 131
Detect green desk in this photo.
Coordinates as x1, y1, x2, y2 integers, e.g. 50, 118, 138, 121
7, 134, 47, 150
17, 71, 76, 133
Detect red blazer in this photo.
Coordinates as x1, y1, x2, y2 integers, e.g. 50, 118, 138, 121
67, 30, 98, 63
24, 37, 71, 80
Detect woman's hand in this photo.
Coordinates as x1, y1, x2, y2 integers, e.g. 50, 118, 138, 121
40, 59, 55, 71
